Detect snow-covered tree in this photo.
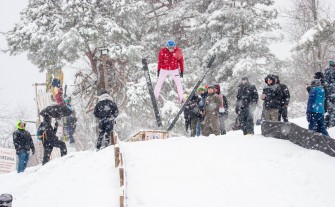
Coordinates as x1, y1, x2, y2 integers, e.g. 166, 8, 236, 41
6, 0, 143, 93
6, 0, 284, 139
285, 0, 335, 76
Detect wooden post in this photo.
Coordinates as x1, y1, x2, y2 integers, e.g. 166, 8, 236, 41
120, 195, 124, 207
119, 167, 124, 186
111, 131, 115, 145
114, 146, 120, 168
102, 55, 109, 91
119, 153, 123, 166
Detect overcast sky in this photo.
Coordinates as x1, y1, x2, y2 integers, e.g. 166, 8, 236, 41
0, 1, 44, 116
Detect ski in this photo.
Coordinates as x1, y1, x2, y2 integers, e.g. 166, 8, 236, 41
167, 55, 216, 131
142, 58, 163, 128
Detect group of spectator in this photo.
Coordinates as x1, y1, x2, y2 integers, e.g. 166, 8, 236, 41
184, 84, 228, 137
184, 74, 291, 137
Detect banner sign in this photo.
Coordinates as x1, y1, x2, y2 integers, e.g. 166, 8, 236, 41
0, 148, 16, 174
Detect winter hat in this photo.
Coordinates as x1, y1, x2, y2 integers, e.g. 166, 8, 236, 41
214, 84, 220, 93
198, 86, 206, 92
99, 89, 108, 96
166, 40, 176, 47
329, 60, 335, 67
207, 85, 215, 89
311, 79, 321, 87
314, 72, 324, 80
16, 120, 26, 130
265, 74, 275, 84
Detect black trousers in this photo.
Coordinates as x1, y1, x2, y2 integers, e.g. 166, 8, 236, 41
238, 108, 254, 135
278, 106, 288, 122
42, 139, 67, 165
97, 119, 114, 148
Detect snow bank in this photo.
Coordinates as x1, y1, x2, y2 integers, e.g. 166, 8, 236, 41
0, 148, 119, 207
1, 117, 335, 207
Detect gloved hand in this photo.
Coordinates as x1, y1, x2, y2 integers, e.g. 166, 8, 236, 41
32, 148, 35, 155
180, 72, 183, 78
306, 112, 312, 122
235, 109, 239, 114
157, 70, 160, 78
55, 121, 58, 128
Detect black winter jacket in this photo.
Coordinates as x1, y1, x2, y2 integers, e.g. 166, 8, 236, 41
236, 82, 258, 112
13, 129, 35, 153
94, 94, 119, 120
262, 84, 282, 110
184, 95, 201, 130
278, 83, 290, 106
38, 121, 58, 144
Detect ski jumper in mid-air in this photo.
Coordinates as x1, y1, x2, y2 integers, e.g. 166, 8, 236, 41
154, 40, 184, 103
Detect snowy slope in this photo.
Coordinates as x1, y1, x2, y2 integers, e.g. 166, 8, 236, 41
1, 117, 335, 207
0, 149, 120, 207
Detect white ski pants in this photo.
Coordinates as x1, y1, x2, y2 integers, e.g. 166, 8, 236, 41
154, 69, 183, 103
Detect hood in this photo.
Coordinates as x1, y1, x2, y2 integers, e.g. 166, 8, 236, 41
16, 120, 26, 130
98, 93, 113, 102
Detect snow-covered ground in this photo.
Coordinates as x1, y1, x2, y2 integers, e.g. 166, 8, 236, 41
1, 117, 335, 207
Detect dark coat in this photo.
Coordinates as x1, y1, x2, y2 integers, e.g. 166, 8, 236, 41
94, 94, 119, 120
324, 66, 335, 86
236, 82, 258, 113
262, 75, 282, 110
13, 129, 35, 153
278, 83, 290, 106
184, 95, 201, 130
38, 119, 59, 145
65, 109, 77, 130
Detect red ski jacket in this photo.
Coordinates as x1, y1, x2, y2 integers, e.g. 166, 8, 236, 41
157, 47, 184, 73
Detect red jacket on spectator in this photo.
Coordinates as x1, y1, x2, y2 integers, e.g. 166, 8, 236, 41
55, 88, 64, 105
157, 47, 184, 73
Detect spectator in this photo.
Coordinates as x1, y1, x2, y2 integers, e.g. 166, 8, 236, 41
196, 86, 207, 136
273, 75, 290, 122
235, 76, 258, 135
261, 74, 282, 121
38, 115, 67, 165
13, 120, 35, 173
184, 94, 200, 137
306, 79, 329, 136
200, 85, 222, 136
214, 84, 228, 135
94, 90, 119, 150
64, 98, 77, 144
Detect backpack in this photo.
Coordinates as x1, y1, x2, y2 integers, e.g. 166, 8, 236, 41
36, 123, 46, 141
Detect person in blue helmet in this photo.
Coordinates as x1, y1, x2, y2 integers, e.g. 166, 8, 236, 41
154, 40, 185, 103
13, 120, 35, 173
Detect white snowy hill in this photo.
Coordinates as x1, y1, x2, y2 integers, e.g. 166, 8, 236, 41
1, 117, 335, 207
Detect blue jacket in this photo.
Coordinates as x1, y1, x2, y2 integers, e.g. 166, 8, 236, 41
307, 86, 325, 114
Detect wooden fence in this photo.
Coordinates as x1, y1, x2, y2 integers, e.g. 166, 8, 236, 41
114, 130, 168, 207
